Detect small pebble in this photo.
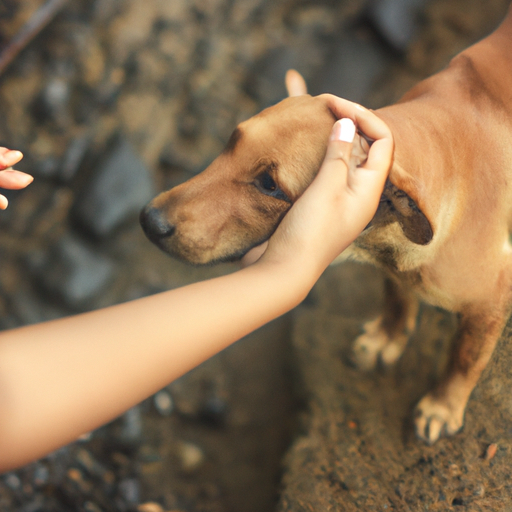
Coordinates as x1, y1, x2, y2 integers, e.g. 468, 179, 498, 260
83, 501, 103, 512
33, 464, 50, 487
3, 473, 22, 491
120, 406, 143, 442
67, 468, 83, 483
473, 483, 485, 497
75, 449, 108, 479
137, 503, 165, 512
485, 443, 498, 460
178, 442, 204, 472
77, 431, 93, 442
118, 478, 140, 505
154, 390, 174, 416
199, 395, 227, 427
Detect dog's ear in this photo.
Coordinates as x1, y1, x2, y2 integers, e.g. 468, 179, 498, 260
351, 133, 433, 245
381, 180, 433, 245
285, 69, 308, 97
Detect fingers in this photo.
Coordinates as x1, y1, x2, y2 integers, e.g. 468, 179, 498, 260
285, 69, 308, 97
0, 148, 23, 169
364, 136, 394, 174
0, 169, 34, 190
319, 94, 394, 174
0, 149, 33, 210
320, 94, 392, 141
324, 118, 356, 161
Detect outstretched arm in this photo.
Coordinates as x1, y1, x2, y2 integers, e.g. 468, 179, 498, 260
0, 100, 392, 472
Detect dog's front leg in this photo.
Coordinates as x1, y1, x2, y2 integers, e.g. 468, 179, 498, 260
352, 277, 419, 371
414, 306, 508, 444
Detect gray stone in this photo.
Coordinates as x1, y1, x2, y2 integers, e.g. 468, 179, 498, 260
74, 138, 155, 237
60, 133, 92, 182
33, 233, 115, 309
3, 473, 22, 491
368, 0, 427, 51
310, 30, 390, 103
153, 390, 174, 417
32, 77, 71, 124
120, 406, 143, 443
32, 464, 50, 488
249, 47, 302, 107
117, 478, 140, 505
9, 283, 65, 326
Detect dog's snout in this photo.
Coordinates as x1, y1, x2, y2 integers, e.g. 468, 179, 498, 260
140, 206, 175, 240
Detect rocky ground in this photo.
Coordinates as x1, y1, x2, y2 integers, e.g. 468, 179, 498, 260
0, 0, 510, 511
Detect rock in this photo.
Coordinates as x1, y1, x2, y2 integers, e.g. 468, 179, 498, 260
3, 473, 22, 491
367, 0, 427, 52
137, 503, 165, 512
177, 442, 204, 473
83, 501, 104, 512
120, 406, 143, 443
247, 47, 302, 106
31, 233, 115, 309
31, 77, 71, 126
10, 287, 62, 326
32, 463, 50, 488
118, 478, 140, 506
310, 29, 390, 102
153, 390, 174, 417
73, 138, 155, 238
60, 131, 92, 182
75, 449, 109, 480
198, 394, 228, 428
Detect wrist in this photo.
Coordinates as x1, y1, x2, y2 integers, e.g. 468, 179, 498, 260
255, 249, 325, 301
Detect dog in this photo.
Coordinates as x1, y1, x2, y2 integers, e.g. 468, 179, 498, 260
140, 5, 512, 444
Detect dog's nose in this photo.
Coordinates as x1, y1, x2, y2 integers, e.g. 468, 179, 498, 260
140, 206, 175, 240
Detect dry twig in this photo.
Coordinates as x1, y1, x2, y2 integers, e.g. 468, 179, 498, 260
0, 0, 68, 76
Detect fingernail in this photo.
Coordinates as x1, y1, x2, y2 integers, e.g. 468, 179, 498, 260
331, 118, 356, 143
8, 150, 23, 160
21, 173, 34, 185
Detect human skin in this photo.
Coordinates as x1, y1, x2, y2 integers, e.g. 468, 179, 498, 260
0, 98, 392, 472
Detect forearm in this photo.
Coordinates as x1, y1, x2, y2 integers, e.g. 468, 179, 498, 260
0, 258, 314, 471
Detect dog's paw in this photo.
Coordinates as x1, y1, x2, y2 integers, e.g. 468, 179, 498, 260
414, 393, 465, 444
352, 316, 406, 371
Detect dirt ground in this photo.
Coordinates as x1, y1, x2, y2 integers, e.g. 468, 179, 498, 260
0, 0, 511, 511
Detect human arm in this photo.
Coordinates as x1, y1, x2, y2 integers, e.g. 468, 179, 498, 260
0, 100, 392, 472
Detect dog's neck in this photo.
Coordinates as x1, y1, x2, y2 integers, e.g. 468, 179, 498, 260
373, 6, 512, 230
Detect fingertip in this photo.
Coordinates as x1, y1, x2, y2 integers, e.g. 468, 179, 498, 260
0, 149, 24, 169
22, 173, 34, 186
0, 195, 8, 210
364, 137, 394, 174
330, 118, 356, 143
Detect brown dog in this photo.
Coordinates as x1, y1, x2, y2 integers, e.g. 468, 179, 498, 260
141, 6, 512, 444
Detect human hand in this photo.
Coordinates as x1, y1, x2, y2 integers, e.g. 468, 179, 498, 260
0, 148, 33, 209
243, 96, 393, 273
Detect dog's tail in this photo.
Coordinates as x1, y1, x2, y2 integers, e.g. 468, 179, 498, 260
285, 69, 308, 97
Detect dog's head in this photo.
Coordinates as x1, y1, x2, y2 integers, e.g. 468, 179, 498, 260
141, 95, 341, 264
140, 94, 433, 265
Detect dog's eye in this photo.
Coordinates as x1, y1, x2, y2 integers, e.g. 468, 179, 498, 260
261, 172, 277, 192
254, 170, 290, 202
